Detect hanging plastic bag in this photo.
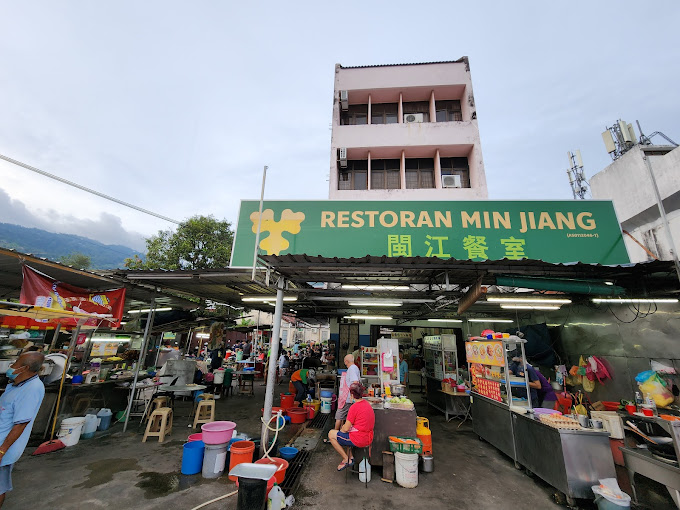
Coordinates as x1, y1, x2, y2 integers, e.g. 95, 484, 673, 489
573, 392, 588, 415
636, 370, 674, 408
577, 356, 588, 376
592, 356, 612, 383
582, 375, 596, 393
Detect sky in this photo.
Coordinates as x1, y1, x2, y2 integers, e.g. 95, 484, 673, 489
0, 1, 678, 252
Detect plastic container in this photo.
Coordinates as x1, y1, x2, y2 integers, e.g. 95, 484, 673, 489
228, 440, 255, 481
420, 454, 434, 473
592, 481, 631, 508
320, 390, 333, 399
280, 393, 295, 410
601, 401, 621, 411
188, 433, 203, 442
278, 447, 298, 461
202, 442, 228, 479
255, 457, 289, 484
320, 397, 332, 414
388, 436, 423, 454
237, 477, 268, 510
595, 496, 630, 509
267, 484, 286, 510
201, 421, 236, 444
181, 440, 205, 475
96, 409, 112, 431
394, 452, 419, 488
213, 368, 225, 385
359, 458, 371, 483
302, 399, 320, 413
58, 417, 85, 447
81, 414, 100, 439
287, 408, 307, 424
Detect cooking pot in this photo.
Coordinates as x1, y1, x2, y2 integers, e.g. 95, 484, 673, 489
390, 384, 406, 396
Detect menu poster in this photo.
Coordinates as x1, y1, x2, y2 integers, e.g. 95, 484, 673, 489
90, 342, 118, 357
465, 341, 505, 367
475, 378, 502, 402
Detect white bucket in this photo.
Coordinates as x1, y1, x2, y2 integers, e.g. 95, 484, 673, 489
320, 397, 332, 414
58, 417, 86, 447
359, 458, 371, 483
213, 370, 225, 384
394, 452, 418, 488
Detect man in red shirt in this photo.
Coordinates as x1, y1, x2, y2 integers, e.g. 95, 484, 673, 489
327, 382, 375, 471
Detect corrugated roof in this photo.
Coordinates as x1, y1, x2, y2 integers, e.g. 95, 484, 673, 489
338, 57, 467, 70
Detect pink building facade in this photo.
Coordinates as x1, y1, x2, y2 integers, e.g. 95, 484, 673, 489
329, 58, 488, 200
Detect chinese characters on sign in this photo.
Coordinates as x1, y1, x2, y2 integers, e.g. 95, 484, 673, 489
387, 234, 527, 260
475, 378, 502, 402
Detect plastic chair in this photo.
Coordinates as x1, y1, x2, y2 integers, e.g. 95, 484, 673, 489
345, 445, 371, 487
143, 407, 173, 443
193, 400, 215, 429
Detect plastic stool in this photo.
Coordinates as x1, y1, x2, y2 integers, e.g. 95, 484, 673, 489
143, 408, 173, 443
192, 400, 215, 429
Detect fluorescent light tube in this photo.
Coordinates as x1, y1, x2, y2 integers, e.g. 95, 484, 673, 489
500, 305, 560, 310
343, 315, 392, 320
348, 301, 402, 307
467, 318, 514, 323
427, 319, 463, 323
487, 297, 571, 304
242, 296, 297, 302
592, 298, 678, 304
341, 285, 410, 291
128, 307, 173, 314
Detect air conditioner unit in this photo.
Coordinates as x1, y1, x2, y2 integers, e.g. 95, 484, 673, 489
339, 147, 347, 168
442, 174, 462, 188
340, 90, 349, 111
404, 113, 424, 123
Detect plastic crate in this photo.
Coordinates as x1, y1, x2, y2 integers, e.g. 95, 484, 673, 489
388, 436, 422, 454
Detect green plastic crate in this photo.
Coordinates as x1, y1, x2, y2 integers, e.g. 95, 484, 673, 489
388, 436, 422, 454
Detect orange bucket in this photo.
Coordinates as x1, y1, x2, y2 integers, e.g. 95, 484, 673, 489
228, 440, 255, 481
280, 393, 295, 410
255, 457, 289, 484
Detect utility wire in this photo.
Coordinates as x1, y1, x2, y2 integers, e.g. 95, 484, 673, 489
0, 153, 180, 224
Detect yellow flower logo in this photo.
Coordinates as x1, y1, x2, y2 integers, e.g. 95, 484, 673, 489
250, 209, 305, 255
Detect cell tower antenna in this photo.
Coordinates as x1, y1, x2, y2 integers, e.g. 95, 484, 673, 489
601, 119, 637, 160
636, 119, 679, 147
566, 150, 589, 199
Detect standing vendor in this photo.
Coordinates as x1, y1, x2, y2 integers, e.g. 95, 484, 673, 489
290, 368, 316, 404
509, 355, 541, 407
399, 351, 409, 387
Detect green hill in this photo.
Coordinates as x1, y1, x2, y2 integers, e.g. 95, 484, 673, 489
0, 223, 144, 269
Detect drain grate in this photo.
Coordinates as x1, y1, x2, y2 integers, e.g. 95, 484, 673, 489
308, 412, 330, 429
280, 449, 311, 495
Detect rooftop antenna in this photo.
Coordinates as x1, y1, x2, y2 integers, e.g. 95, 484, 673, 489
601, 119, 637, 160
566, 150, 589, 199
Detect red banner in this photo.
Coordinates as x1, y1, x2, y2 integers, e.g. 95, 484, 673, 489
10, 265, 126, 329
474, 377, 502, 402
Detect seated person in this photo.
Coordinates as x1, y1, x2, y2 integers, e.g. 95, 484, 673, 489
290, 368, 316, 404
327, 382, 375, 471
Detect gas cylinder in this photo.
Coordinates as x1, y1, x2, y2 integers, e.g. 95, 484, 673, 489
416, 417, 432, 455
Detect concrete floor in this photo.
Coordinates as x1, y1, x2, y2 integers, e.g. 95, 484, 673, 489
4, 381, 675, 509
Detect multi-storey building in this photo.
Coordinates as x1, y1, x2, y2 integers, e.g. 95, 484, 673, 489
329, 57, 488, 200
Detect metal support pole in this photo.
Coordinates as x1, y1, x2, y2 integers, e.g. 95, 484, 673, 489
123, 296, 156, 432
260, 277, 284, 456
641, 148, 680, 284
251, 165, 268, 281
48, 323, 61, 352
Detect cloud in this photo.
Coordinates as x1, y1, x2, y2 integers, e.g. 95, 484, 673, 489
0, 187, 146, 251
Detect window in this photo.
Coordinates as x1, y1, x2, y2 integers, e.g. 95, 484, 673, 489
371, 103, 398, 124
370, 159, 401, 189
403, 101, 430, 122
435, 100, 463, 122
440, 157, 470, 188
340, 104, 368, 125
405, 158, 434, 189
338, 160, 368, 190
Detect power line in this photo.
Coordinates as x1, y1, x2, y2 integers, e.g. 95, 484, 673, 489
0, 153, 180, 224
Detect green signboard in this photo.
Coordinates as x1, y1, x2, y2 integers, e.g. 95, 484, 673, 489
230, 200, 630, 267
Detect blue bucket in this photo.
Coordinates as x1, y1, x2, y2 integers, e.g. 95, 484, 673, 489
181, 440, 205, 475
320, 390, 333, 399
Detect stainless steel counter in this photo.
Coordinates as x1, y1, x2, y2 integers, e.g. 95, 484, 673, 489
472, 394, 616, 504
621, 446, 680, 508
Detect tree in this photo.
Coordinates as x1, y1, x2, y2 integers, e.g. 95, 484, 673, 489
60, 252, 92, 269
125, 215, 234, 270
